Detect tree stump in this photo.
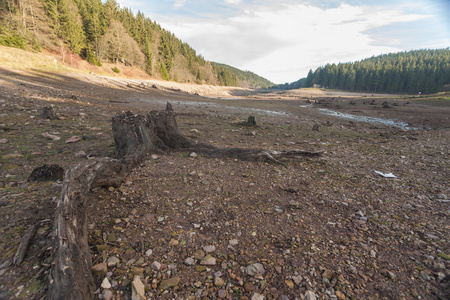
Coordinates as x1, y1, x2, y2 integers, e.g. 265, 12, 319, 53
245, 115, 256, 126
39, 105, 58, 120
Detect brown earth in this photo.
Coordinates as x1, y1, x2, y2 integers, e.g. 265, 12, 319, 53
0, 67, 449, 300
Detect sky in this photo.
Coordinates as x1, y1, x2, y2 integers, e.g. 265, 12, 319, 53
115, 0, 450, 84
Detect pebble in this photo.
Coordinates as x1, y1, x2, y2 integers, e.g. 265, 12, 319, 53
169, 239, 179, 246
189, 152, 198, 157
151, 261, 161, 271
203, 245, 216, 253
103, 290, 113, 300
214, 277, 225, 287
184, 257, 195, 266
200, 254, 216, 265
193, 249, 206, 260
251, 293, 265, 300
218, 289, 227, 298
132, 276, 145, 300
160, 277, 181, 290
246, 263, 265, 276
229, 239, 239, 246
107, 256, 120, 267
101, 277, 111, 289
305, 290, 317, 300
65, 135, 81, 143
145, 249, 153, 257
74, 150, 87, 158
292, 275, 303, 285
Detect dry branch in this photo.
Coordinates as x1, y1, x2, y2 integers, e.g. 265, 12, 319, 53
13, 224, 37, 265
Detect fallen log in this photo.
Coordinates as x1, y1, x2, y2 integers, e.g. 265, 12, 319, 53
48, 158, 128, 300
13, 224, 37, 265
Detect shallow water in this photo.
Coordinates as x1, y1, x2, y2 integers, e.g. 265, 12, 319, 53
317, 108, 418, 130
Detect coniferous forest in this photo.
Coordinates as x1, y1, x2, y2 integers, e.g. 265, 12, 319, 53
0, 0, 273, 87
276, 49, 450, 94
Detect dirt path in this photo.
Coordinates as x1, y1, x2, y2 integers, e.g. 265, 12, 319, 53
0, 69, 448, 299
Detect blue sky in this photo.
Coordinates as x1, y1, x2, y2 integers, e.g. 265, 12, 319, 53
116, 0, 450, 84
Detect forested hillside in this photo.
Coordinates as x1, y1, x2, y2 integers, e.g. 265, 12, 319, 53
211, 62, 273, 88
0, 0, 272, 87
275, 49, 450, 94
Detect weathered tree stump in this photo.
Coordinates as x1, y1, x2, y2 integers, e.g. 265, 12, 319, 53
39, 105, 58, 120
245, 115, 256, 126
28, 164, 64, 182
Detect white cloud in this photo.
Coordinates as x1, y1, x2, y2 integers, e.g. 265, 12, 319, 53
171, 0, 186, 9
143, 1, 445, 83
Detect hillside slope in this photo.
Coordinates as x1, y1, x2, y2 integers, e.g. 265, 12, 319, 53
0, 0, 273, 88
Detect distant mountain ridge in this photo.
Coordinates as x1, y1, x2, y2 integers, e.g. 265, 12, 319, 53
274, 49, 450, 94
0, 0, 273, 88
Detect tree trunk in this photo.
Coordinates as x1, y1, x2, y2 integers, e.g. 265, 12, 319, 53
48, 158, 128, 300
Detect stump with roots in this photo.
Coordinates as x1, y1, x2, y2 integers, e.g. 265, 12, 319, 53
39, 105, 58, 120
49, 102, 322, 299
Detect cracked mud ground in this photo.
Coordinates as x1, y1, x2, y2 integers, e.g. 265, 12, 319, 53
0, 68, 449, 299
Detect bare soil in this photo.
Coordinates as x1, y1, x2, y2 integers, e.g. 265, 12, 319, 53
0, 67, 449, 299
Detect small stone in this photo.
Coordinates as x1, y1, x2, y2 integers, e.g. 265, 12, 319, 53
285, 279, 294, 289
160, 277, 181, 290
203, 245, 216, 253
215, 277, 225, 287
322, 269, 333, 280
196, 265, 206, 272
229, 239, 239, 246
103, 290, 113, 300
74, 150, 87, 158
132, 276, 145, 300
101, 277, 111, 289
107, 256, 120, 267
65, 136, 81, 143
130, 267, 144, 276
42, 132, 60, 141
0, 139, 8, 144
189, 152, 198, 157
151, 261, 161, 271
335, 290, 346, 300
218, 289, 227, 298
106, 232, 116, 242
184, 257, 195, 266
292, 275, 302, 285
305, 290, 316, 300
251, 293, 265, 300
145, 249, 153, 257
169, 239, 179, 246
193, 249, 206, 260
245, 263, 265, 277
92, 262, 107, 276
420, 270, 431, 281
200, 254, 216, 265
244, 282, 255, 292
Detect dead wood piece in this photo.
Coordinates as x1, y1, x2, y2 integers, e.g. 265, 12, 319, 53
28, 164, 64, 182
49, 158, 128, 300
39, 105, 58, 120
13, 224, 37, 265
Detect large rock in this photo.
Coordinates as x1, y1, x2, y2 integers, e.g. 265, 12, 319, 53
132, 276, 145, 300
245, 263, 265, 277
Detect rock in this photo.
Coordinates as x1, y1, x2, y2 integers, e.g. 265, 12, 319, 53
285, 279, 294, 289
305, 290, 316, 300
74, 150, 87, 158
420, 271, 431, 281
42, 132, 60, 141
251, 293, 265, 300
437, 252, 450, 260
218, 289, 227, 298
145, 249, 153, 257
65, 136, 81, 143
229, 239, 239, 246
107, 256, 120, 267
322, 269, 333, 280
203, 245, 216, 253
103, 290, 113, 300
244, 282, 255, 292
130, 267, 144, 276
151, 261, 161, 271
335, 290, 346, 300
184, 257, 195, 266
245, 263, 265, 277
132, 276, 145, 300
200, 254, 216, 265
169, 239, 179, 246
194, 249, 206, 260
0, 139, 8, 144
292, 275, 302, 285
214, 277, 225, 287
288, 200, 302, 209
160, 277, 181, 290
189, 152, 198, 157
92, 262, 107, 276
101, 277, 111, 289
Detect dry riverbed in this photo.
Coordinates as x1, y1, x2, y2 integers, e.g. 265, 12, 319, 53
0, 69, 449, 299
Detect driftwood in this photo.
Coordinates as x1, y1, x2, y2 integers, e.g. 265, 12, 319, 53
48, 158, 128, 300
13, 224, 37, 265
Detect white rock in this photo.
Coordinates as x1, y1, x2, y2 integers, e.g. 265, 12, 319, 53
151, 261, 161, 270
246, 263, 265, 276
229, 239, 239, 246
101, 277, 111, 289
203, 245, 216, 253
145, 249, 153, 257
305, 290, 316, 300
184, 257, 195, 266
132, 276, 145, 300
251, 293, 265, 300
